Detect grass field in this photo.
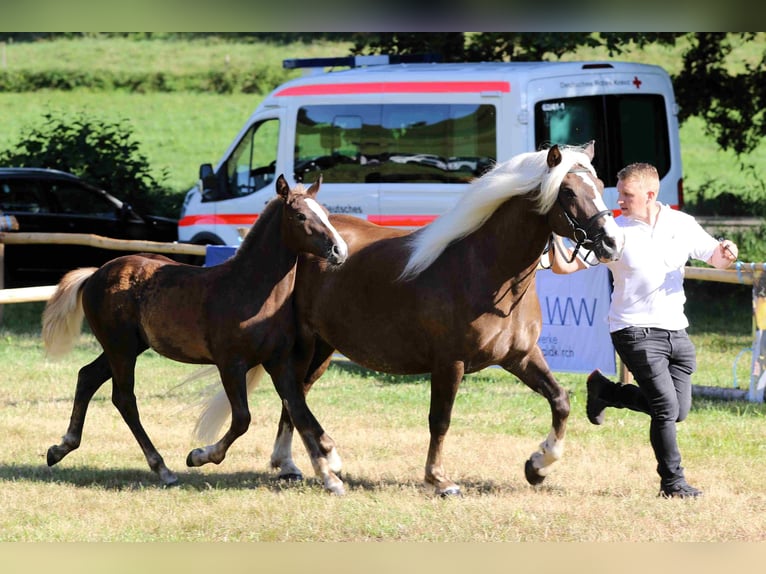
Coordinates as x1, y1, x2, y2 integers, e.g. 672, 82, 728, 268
0, 285, 764, 542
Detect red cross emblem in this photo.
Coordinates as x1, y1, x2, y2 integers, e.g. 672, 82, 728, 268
632, 76, 642, 89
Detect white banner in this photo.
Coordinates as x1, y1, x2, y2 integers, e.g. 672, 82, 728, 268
536, 265, 616, 376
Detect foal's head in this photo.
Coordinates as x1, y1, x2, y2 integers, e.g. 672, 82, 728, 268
546, 142, 624, 263
275, 174, 348, 266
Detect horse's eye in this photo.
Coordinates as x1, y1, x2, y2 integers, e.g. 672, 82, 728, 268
562, 188, 576, 200
296, 213, 307, 222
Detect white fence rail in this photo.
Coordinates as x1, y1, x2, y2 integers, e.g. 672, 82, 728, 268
0, 231, 205, 304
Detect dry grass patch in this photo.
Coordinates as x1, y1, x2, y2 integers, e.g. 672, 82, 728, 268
2, 331, 766, 541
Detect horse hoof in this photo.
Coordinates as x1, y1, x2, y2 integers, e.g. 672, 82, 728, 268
46, 446, 63, 467
161, 475, 180, 488
279, 472, 304, 482
524, 459, 546, 486
438, 486, 463, 498
327, 483, 346, 496
186, 450, 204, 467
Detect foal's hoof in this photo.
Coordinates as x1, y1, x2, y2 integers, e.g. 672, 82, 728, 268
46, 446, 64, 467
524, 459, 546, 486
161, 474, 180, 488
279, 472, 304, 482
186, 449, 206, 467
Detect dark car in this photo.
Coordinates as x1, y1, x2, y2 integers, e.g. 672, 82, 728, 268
1, 167, 179, 288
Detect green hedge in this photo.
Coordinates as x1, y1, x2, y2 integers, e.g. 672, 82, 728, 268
0, 67, 293, 94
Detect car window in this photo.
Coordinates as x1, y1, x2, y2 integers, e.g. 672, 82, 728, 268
0, 179, 52, 213
52, 181, 118, 217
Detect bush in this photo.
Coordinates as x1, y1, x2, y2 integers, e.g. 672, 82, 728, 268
0, 111, 179, 216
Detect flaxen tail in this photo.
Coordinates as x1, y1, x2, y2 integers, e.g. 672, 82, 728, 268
41, 267, 98, 359
193, 364, 266, 443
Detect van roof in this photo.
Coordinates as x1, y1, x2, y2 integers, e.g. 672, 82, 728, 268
269, 60, 669, 98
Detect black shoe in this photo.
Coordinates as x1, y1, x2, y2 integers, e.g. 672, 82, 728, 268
659, 482, 703, 499
586, 370, 611, 425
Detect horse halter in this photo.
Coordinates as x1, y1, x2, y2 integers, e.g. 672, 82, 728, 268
556, 168, 613, 264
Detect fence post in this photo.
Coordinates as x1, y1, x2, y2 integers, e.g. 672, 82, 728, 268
0, 215, 21, 325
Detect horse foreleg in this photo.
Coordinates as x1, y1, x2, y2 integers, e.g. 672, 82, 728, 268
270, 410, 342, 481
270, 408, 303, 480
47, 353, 111, 467
504, 349, 569, 485
109, 353, 178, 486
270, 355, 344, 495
424, 361, 465, 496
187, 363, 250, 468
269, 341, 340, 483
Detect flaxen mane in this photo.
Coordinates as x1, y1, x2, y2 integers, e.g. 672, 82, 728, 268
398, 147, 595, 280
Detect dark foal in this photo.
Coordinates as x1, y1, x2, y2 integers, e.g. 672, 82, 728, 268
42, 175, 347, 486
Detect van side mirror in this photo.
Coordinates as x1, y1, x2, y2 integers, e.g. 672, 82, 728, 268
199, 163, 214, 180
199, 163, 220, 202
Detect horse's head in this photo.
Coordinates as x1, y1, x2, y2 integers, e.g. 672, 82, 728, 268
275, 174, 348, 266
546, 142, 624, 263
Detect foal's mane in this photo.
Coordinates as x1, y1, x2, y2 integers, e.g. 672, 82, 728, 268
398, 146, 595, 280
235, 183, 308, 255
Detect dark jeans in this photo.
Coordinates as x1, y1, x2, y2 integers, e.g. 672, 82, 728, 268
609, 326, 696, 487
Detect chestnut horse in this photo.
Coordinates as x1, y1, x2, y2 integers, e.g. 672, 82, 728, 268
197, 143, 624, 495
41, 175, 348, 485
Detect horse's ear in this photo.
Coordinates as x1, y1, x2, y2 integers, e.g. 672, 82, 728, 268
275, 174, 289, 200
306, 174, 323, 198
583, 140, 595, 161
546, 145, 562, 168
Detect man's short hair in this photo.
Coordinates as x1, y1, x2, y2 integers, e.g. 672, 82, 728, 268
617, 162, 658, 182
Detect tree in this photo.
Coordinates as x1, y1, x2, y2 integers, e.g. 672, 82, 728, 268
0, 111, 178, 216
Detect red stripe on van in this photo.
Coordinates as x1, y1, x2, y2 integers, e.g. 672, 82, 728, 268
178, 214, 259, 227
367, 214, 437, 227
275, 81, 511, 97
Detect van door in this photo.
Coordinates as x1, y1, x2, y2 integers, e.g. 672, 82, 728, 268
199, 117, 281, 245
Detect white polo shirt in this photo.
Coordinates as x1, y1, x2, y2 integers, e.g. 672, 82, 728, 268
605, 203, 719, 332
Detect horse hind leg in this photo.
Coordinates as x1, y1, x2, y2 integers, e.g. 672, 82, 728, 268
423, 361, 465, 497
47, 353, 112, 466
186, 364, 251, 468
503, 351, 570, 486
108, 350, 178, 486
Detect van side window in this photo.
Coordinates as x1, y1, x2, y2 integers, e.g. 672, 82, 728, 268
295, 104, 496, 184
534, 95, 670, 187
223, 119, 279, 198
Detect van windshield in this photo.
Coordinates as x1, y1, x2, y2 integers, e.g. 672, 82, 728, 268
294, 104, 496, 184
534, 94, 671, 186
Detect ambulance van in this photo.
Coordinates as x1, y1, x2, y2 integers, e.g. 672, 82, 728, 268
178, 56, 683, 246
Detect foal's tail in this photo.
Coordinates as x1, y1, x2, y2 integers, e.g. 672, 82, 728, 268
193, 364, 266, 443
41, 267, 98, 359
